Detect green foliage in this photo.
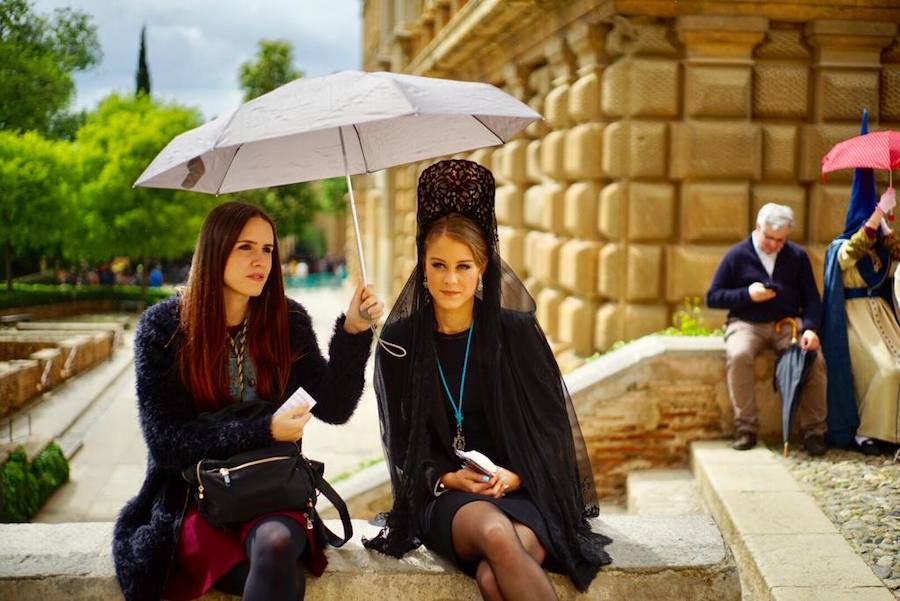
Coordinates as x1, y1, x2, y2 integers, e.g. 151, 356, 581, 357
135, 26, 150, 96
0, 282, 172, 310
0, 129, 77, 289
238, 39, 303, 101
659, 297, 722, 337
0, 0, 101, 134
0, 443, 68, 522
318, 177, 348, 214
73, 94, 216, 264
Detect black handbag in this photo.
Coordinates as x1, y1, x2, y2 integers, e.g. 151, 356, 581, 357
181, 401, 353, 547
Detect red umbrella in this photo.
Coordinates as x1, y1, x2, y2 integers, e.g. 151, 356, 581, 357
821, 130, 900, 187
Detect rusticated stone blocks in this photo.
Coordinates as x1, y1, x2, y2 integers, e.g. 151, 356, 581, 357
545, 84, 570, 129
753, 63, 809, 119
884, 65, 900, 122
598, 182, 623, 239
626, 244, 663, 302
558, 296, 597, 356
808, 184, 852, 243
602, 58, 679, 118
603, 121, 668, 179
564, 181, 600, 240
569, 71, 601, 124
533, 234, 564, 285
526, 139, 543, 184
495, 185, 524, 227
394, 189, 415, 212
666, 245, 732, 304
799, 124, 860, 182
564, 123, 604, 180
751, 184, 806, 240
761, 125, 798, 181
597, 243, 625, 299
536, 287, 565, 338
559, 240, 601, 297
499, 139, 529, 185
816, 70, 880, 123
623, 304, 670, 340
497, 226, 526, 275
627, 182, 675, 242
594, 303, 623, 350
524, 183, 565, 234
670, 122, 762, 180
685, 65, 752, 118
540, 130, 567, 180
681, 182, 750, 243
523, 230, 546, 277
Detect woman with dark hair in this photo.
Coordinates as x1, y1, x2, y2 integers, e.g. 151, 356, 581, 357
112, 201, 383, 601
364, 160, 611, 599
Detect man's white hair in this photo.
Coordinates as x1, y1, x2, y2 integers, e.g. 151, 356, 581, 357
756, 203, 794, 231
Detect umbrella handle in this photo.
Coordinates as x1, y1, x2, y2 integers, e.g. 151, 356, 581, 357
775, 317, 798, 344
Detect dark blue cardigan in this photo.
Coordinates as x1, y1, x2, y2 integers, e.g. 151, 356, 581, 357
706, 236, 823, 332
112, 296, 373, 601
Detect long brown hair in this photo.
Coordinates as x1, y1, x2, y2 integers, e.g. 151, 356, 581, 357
178, 201, 290, 411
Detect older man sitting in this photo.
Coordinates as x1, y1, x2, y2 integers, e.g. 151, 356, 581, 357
706, 203, 828, 455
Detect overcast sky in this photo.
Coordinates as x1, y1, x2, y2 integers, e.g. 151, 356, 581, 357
32, 0, 363, 121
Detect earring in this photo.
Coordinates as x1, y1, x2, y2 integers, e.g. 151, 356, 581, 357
476, 275, 483, 295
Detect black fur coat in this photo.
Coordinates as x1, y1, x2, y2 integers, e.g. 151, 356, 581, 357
112, 296, 373, 601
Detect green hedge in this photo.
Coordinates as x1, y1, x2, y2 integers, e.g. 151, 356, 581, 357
0, 443, 69, 522
0, 283, 173, 310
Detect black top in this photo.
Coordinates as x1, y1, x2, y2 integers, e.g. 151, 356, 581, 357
706, 236, 823, 332
433, 329, 508, 468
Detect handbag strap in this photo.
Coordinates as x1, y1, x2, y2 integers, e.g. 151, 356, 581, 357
314, 471, 354, 547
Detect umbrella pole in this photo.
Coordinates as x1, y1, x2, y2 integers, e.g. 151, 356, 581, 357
339, 127, 368, 286
783, 441, 789, 458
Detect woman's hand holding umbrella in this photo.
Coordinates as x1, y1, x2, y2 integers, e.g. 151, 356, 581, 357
800, 330, 821, 351
343, 283, 384, 334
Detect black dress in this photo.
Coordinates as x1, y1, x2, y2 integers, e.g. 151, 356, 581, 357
419, 328, 552, 577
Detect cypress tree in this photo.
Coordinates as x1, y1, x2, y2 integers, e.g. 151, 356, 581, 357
135, 26, 151, 96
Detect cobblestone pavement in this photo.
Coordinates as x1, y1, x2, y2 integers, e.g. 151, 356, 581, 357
780, 447, 900, 599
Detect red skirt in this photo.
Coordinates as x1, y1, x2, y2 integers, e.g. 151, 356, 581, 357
162, 504, 327, 601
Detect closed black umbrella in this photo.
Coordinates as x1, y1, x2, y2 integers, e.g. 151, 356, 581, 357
774, 318, 818, 457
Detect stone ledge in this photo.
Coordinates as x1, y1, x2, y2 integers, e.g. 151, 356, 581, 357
0, 515, 739, 600
691, 441, 895, 601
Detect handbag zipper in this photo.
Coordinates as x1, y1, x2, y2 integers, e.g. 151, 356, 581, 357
195, 455, 293, 494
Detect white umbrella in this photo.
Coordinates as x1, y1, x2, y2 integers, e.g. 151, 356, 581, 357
134, 70, 541, 286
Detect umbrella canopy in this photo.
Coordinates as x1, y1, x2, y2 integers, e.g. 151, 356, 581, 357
821, 129, 900, 179
773, 318, 818, 457
134, 70, 540, 195
134, 70, 540, 293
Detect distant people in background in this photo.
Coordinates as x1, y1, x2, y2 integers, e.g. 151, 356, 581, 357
706, 203, 828, 455
296, 261, 309, 278
148, 266, 164, 288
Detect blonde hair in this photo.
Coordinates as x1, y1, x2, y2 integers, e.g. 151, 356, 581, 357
424, 213, 488, 267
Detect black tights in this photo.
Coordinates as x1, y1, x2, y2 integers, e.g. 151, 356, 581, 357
451, 501, 558, 601
214, 515, 307, 601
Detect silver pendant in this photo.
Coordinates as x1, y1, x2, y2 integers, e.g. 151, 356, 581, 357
453, 425, 465, 451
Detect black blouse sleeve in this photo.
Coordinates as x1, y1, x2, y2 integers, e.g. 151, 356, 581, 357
284, 300, 373, 425
134, 303, 273, 473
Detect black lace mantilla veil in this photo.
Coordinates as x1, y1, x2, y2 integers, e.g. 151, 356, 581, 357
362, 159, 612, 591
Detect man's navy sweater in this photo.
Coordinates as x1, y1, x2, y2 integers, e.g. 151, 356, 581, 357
706, 236, 822, 332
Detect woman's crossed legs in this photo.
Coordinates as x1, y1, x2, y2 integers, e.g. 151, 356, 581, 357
451, 501, 557, 601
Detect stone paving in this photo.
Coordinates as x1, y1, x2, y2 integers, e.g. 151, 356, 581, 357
780, 448, 900, 599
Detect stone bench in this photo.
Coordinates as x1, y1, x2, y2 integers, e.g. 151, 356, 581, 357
16, 322, 127, 347
0, 331, 114, 376
0, 515, 739, 600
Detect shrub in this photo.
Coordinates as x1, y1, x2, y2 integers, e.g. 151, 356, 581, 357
0, 443, 70, 522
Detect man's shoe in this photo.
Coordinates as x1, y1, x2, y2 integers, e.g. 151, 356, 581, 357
804, 434, 827, 457
857, 438, 887, 456
732, 431, 757, 451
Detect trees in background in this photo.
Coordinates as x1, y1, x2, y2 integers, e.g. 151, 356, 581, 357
0, 0, 100, 136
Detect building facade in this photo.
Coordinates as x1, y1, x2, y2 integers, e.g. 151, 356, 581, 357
354, 0, 900, 362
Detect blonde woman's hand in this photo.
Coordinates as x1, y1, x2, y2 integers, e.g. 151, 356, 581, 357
440, 468, 494, 494
487, 467, 522, 498
270, 404, 312, 442
344, 283, 384, 334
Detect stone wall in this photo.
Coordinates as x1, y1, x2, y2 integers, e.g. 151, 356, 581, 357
357, 0, 900, 358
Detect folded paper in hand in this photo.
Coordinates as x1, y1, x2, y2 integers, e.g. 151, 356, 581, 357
274, 386, 317, 418
455, 448, 499, 476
